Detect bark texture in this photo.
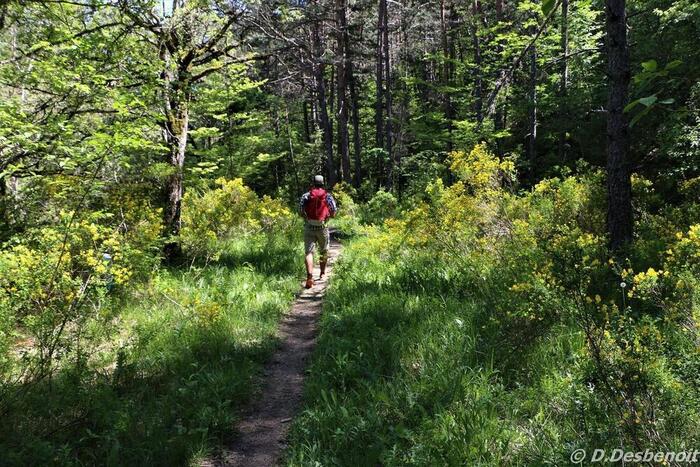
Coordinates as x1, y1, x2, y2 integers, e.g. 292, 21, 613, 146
605, 0, 633, 250
558, 0, 569, 161
313, 21, 336, 186
161, 46, 191, 260
335, 0, 351, 182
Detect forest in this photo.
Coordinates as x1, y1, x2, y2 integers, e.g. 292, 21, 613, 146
0, 0, 699, 464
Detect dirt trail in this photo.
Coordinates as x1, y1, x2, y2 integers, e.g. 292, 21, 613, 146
202, 239, 341, 467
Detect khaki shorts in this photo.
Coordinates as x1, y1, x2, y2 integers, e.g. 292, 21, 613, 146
304, 225, 330, 261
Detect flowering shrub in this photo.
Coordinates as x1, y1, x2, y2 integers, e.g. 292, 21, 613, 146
449, 142, 516, 195
256, 195, 294, 232
0, 209, 161, 380
359, 143, 700, 456
327, 182, 360, 235
181, 177, 295, 260
106, 193, 164, 279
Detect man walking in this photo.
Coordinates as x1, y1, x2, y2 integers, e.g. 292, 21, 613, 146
299, 175, 337, 288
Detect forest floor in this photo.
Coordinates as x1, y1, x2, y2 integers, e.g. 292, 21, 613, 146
202, 238, 342, 466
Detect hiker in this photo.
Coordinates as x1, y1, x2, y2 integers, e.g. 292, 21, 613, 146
299, 175, 337, 288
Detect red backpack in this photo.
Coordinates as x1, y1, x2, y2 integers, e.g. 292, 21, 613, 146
304, 187, 330, 221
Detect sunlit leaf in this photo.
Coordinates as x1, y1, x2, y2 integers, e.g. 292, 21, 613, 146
641, 60, 658, 72
639, 95, 658, 107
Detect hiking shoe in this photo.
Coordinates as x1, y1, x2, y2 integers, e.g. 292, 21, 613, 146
305, 276, 314, 289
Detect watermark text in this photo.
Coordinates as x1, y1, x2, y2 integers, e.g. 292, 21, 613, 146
570, 448, 700, 464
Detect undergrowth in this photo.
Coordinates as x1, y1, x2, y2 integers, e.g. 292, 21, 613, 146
285, 145, 700, 465
0, 233, 303, 465
285, 236, 571, 465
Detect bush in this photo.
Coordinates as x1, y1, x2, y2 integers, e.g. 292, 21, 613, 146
0, 228, 303, 465
181, 177, 295, 260
328, 181, 361, 236
0, 209, 161, 392
361, 189, 399, 226
286, 143, 700, 464
106, 193, 164, 279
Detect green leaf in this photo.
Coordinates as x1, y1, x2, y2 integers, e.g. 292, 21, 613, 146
541, 0, 556, 16
659, 98, 675, 105
28, 40, 52, 52
639, 95, 658, 107
665, 60, 682, 70
189, 127, 221, 139
641, 60, 658, 72
623, 100, 640, 113
256, 152, 286, 163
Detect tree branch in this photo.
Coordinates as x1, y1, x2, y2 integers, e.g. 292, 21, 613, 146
485, 0, 562, 118
190, 53, 272, 83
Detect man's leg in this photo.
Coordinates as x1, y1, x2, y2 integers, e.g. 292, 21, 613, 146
303, 227, 316, 288
318, 227, 330, 278
305, 252, 314, 276
319, 253, 327, 278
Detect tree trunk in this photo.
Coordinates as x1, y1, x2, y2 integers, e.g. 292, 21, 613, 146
313, 22, 336, 186
308, 33, 319, 132
395, 0, 410, 197
605, 0, 633, 250
335, 0, 351, 183
285, 105, 301, 193
382, 0, 393, 188
348, 60, 363, 188
161, 48, 190, 261
440, 0, 456, 148
164, 0, 189, 228
300, 55, 313, 143
525, 3, 538, 161
492, 1, 505, 151
440, 0, 449, 99
526, 42, 537, 175
375, 0, 385, 153
302, 99, 311, 143
558, 0, 569, 161
472, 0, 483, 124
163, 101, 188, 233
328, 67, 341, 183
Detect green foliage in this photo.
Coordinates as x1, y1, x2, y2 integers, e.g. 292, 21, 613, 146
180, 177, 295, 260
285, 144, 700, 464
0, 0, 699, 462
0, 165, 303, 464
624, 59, 682, 127
362, 189, 399, 225
327, 182, 361, 236
0, 208, 162, 383
0, 231, 303, 465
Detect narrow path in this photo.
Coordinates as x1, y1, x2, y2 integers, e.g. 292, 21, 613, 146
202, 239, 342, 467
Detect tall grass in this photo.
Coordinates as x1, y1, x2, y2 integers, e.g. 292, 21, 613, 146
1, 233, 303, 465
285, 236, 605, 465
286, 157, 700, 465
